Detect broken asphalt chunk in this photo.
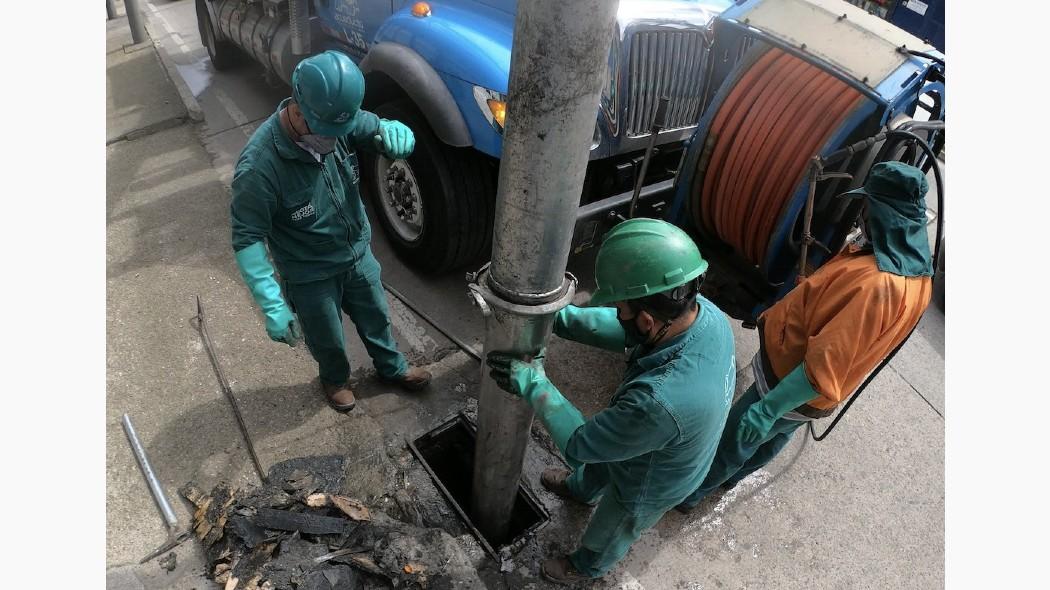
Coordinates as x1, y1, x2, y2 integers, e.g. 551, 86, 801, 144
251, 507, 350, 535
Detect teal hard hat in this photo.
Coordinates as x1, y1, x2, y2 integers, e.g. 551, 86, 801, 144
291, 50, 366, 137
589, 218, 708, 306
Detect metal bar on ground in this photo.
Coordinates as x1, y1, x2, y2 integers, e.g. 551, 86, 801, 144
121, 413, 193, 563
468, 0, 622, 545
382, 281, 482, 362
194, 296, 269, 484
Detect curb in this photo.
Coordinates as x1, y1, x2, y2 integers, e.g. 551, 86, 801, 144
145, 21, 205, 123
106, 116, 189, 146
105, 36, 192, 145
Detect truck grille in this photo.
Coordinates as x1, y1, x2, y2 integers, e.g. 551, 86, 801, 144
626, 30, 707, 137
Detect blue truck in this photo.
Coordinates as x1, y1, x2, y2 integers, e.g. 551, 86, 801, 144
195, 0, 732, 273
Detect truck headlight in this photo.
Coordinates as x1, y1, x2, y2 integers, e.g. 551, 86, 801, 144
473, 86, 507, 133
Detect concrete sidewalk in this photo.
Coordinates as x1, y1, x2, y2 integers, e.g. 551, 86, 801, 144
105, 5, 944, 588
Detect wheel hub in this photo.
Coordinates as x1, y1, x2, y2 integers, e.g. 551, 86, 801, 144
377, 157, 424, 242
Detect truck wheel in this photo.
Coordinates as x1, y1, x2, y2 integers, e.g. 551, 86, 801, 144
362, 99, 496, 274
196, 0, 239, 71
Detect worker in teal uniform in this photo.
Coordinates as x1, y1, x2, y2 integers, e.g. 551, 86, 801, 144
231, 50, 431, 412
487, 218, 737, 585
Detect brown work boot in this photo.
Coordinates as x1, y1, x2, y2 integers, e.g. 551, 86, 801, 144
541, 468, 597, 507
380, 366, 432, 391
321, 381, 357, 412
540, 555, 593, 586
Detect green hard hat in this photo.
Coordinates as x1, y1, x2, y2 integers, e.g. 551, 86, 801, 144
589, 218, 708, 306
291, 50, 366, 137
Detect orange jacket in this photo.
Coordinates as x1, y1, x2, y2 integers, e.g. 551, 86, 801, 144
759, 246, 932, 412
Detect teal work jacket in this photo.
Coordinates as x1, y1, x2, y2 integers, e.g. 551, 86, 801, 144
560, 296, 736, 513
230, 98, 380, 283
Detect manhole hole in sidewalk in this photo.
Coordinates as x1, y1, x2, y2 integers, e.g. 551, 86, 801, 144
408, 413, 549, 561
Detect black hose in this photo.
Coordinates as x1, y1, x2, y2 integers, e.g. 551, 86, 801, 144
906, 49, 945, 66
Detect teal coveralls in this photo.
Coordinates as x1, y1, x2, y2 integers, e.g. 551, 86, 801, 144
230, 99, 407, 385
557, 296, 736, 577
679, 384, 805, 506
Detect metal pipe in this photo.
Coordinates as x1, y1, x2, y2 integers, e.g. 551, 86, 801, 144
470, 0, 621, 545
106, 0, 118, 20
124, 0, 148, 44
122, 414, 179, 530
630, 96, 671, 218
289, 0, 311, 56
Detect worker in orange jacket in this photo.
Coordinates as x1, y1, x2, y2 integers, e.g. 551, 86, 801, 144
676, 161, 935, 512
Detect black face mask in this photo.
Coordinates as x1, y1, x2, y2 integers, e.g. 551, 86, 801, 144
618, 306, 674, 348
618, 314, 650, 345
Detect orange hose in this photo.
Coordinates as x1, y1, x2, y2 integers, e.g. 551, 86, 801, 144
714, 53, 797, 241
720, 53, 810, 250
697, 49, 781, 236
691, 47, 864, 269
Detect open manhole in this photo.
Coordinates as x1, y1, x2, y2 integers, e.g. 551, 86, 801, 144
407, 413, 550, 561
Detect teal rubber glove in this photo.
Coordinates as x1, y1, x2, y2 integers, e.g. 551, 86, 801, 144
553, 305, 630, 352
234, 242, 301, 347
738, 363, 819, 443
373, 119, 415, 160
486, 351, 586, 458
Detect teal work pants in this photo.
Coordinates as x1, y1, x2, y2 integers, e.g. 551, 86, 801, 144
284, 248, 407, 386
679, 384, 805, 508
564, 464, 674, 578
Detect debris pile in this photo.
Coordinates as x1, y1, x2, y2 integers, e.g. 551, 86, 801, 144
179, 456, 484, 589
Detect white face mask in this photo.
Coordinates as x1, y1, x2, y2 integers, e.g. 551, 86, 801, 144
299, 134, 337, 156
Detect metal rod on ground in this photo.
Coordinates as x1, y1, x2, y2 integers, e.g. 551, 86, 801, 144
382, 281, 482, 362
121, 414, 192, 563
468, 0, 622, 545
124, 0, 148, 44
194, 296, 269, 484
106, 0, 118, 20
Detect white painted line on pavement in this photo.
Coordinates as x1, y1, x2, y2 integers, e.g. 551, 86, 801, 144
146, 0, 254, 139
214, 89, 255, 139
145, 1, 192, 55
388, 297, 438, 355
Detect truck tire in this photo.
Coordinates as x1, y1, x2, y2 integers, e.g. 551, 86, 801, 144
196, 0, 239, 71
362, 99, 496, 274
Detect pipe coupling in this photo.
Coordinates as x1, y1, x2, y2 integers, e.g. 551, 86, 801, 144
467, 265, 577, 318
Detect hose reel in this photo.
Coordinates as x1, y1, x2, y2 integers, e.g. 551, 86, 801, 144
687, 46, 869, 277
